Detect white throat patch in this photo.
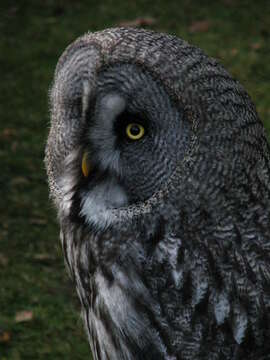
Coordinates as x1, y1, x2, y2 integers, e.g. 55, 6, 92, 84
80, 177, 128, 229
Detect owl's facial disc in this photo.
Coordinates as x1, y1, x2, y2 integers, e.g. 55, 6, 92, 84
77, 64, 190, 229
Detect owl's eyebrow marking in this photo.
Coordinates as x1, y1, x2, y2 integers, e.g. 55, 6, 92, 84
100, 94, 126, 121
82, 80, 91, 119
89, 93, 126, 144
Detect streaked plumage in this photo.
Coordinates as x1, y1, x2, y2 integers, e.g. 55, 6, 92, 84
45, 28, 270, 359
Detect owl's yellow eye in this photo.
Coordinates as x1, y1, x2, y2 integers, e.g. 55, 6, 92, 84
126, 123, 145, 140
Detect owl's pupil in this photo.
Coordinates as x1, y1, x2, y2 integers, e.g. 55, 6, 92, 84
130, 125, 140, 136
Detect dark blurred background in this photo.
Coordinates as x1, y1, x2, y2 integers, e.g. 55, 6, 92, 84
0, 0, 269, 359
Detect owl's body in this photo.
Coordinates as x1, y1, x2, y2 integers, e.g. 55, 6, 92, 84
46, 28, 270, 359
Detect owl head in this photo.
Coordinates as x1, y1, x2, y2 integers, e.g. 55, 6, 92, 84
45, 27, 267, 232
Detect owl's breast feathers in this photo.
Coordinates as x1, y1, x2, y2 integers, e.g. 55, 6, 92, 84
61, 180, 270, 359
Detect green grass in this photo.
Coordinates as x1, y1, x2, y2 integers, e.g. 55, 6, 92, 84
0, 0, 269, 358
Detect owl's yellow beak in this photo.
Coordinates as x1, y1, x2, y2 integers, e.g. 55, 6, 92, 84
81, 152, 91, 177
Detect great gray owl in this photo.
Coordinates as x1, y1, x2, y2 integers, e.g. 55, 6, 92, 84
45, 27, 270, 359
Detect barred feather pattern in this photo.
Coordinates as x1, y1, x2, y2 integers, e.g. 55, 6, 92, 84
46, 28, 270, 359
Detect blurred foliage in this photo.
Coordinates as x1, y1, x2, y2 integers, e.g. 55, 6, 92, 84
0, 0, 269, 359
